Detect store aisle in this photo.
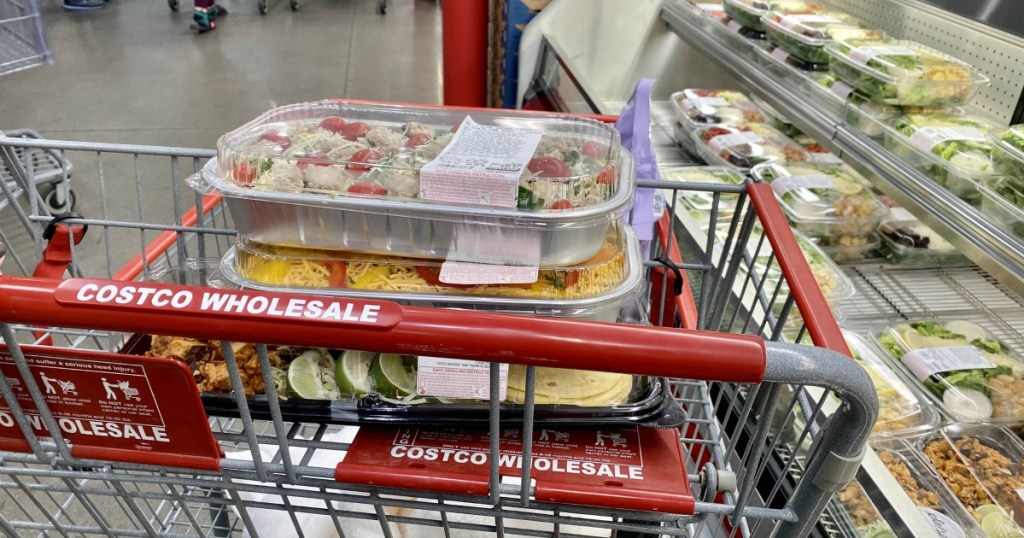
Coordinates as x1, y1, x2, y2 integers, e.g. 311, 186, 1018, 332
0, 0, 443, 149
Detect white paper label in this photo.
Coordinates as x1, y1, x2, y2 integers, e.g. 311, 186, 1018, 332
831, 80, 855, 100
769, 174, 837, 196
682, 96, 729, 111
438, 261, 539, 285
888, 206, 916, 222
726, 19, 743, 33
902, 346, 995, 381
696, 2, 723, 14
420, 116, 543, 208
416, 357, 509, 400
918, 508, 966, 538
908, 127, 986, 154
707, 131, 761, 154
848, 46, 918, 66
808, 152, 844, 164
778, 14, 841, 30
770, 47, 791, 62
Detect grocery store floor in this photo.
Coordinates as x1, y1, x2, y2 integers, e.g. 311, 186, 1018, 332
0, 0, 443, 149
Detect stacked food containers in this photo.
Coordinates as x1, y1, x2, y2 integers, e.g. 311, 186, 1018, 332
181, 100, 680, 425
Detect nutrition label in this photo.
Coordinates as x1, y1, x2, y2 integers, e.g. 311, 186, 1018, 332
419, 117, 543, 208
438, 260, 538, 285
416, 357, 509, 400
902, 346, 995, 381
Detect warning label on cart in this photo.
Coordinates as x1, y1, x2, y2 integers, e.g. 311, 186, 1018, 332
0, 345, 221, 470
336, 425, 695, 514
419, 116, 543, 208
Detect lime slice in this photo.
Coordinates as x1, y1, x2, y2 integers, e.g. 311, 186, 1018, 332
336, 350, 376, 396
287, 350, 338, 400
373, 354, 417, 398
981, 511, 1018, 537
976, 505, 1003, 518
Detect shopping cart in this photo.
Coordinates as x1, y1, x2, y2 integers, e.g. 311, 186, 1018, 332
0, 0, 51, 77
0, 126, 877, 537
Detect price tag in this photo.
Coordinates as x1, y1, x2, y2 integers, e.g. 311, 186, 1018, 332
707, 131, 761, 154
770, 47, 792, 63
831, 80, 855, 100
681, 96, 729, 111
908, 127, 986, 153
848, 46, 918, 66
769, 174, 837, 196
778, 14, 841, 30
420, 117, 543, 208
918, 508, 966, 538
416, 357, 508, 400
902, 346, 995, 381
438, 261, 538, 285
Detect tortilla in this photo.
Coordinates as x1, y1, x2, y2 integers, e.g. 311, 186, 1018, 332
505, 365, 634, 406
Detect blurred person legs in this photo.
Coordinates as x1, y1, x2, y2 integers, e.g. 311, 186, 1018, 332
191, 0, 226, 32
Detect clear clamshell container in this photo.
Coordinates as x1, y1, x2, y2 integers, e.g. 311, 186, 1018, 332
691, 123, 810, 170
764, 11, 882, 65
721, 0, 822, 33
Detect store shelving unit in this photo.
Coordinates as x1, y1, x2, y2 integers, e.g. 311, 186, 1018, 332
660, 0, 1024, 296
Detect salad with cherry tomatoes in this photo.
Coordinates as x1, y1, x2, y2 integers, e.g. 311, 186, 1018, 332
222, 114, 617, 211
693, 123, 809, 169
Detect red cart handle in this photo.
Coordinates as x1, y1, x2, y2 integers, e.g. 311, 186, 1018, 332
0, 277, 766, 383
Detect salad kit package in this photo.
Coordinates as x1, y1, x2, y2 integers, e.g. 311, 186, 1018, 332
217, 223, 644, 323
670, 89, 766, 133
877, 213, 972, 268
883, 113, 999, 202
992, 125, 1024, 181
659, 166, 748, 217
691, 123, 809, 170
763, 11, 882, 65
751, 162, 888, 241
919, 425, 1024, 537
751, 95, 801, 138
721, 0, 822, 33
977, 177, 1024, 238
826, 38, 989, 107
189, 100, 635, 266
876, 320, 1024, 424
811, 232, 879, 262
125, 335, 684, 428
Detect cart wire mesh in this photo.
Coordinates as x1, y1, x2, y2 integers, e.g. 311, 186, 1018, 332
0, 135, 878, 538
0, 0, 51, 77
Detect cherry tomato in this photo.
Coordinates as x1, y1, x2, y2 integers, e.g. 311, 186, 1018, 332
549, 199, 573, 210
581, 141, 603, 159
347, 182, 387, 196
340, 122, 370, 141
406, 133, 432, 148
259, 130, 291, 150
348, 148, 381, 171
596, 164, 615, 186
560, 270, 581, 288
232, 162, 257, 184
318, 116, 347, 133
325, 261, 347, 288
527, 156, 572, 178
701, 126, 733, 142
414, 266, 475, 289
297, 151, 331, 170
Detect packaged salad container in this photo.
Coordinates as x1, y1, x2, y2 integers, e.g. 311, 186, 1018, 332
721, 0, 822, 33
659, 166, 748, 216
992, 125, 1024, 181
883, 113, 999, 202
764, 11, 882, 65
671, 89, 766, 133
691, 123, 809, 170
757, 44, 829, 72
127, 335, 684, 428
217, 223, 644, 323
877, 215, 972, 268
190, 100, 634, 266
977, 177, 1024, 238
826, 38, 989, 106
845, 331, 938, 437
751, 162, 888, 240
812, 232, 879, 262
751, 95, 801, 137
876, 320, 1024, 424
834, 479, 898, 538
920, 425, 1024, 536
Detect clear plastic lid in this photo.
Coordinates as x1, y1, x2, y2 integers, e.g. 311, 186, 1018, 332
835, 480, 897, 537
670, 89, 766, 130
751, 162, 888, 238
210, 100, 622, 212
844, 331, 938, 436
689, 1, 726, 19
763, 230, 856, 303
992, 125, 1024, 180
764, 11, 882, 64
760, 44, 829, 72
826, 38, 990, 106
876, 320, 1024, 424
692, 123, 810, 170
977, 177, 1024, 238
812, 232, 879, 263
887, 113, 999, 179
721, 0, 822, 32
659, 166, 747, 213
877, 214, 971, 268
921, 425, 1024, 534
750, 95, 801, 138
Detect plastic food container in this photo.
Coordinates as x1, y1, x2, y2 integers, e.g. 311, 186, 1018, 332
691, 123, 810, 170
883, 113, 1000, 202
130, 335, 684, 427
977, 177, 1024, 238
765, 230, 856, 304
758, 44, 828, 72
671, 89, 766, 133
750, 95, 801, 138
764, 11, 882, 65
876, 320, 1024, 424
812, 232, 879, 262
659, 166, 747, 215
834, 480, 898, 538
920, 425, 1024, 536
721, 0, 822, 33
751, 162, 888, 240
991, 125, 1024, 181
877, 215, 971, 268
217, 224, 644, 323
826, 38, 989, 107
190, 100, 634, 266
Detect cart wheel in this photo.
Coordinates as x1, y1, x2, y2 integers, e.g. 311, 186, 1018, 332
377, 0, 385, 14
258, 0, 267, 14
38, 185, 77, 215
289, 0, 298, 10
168, 0, 178, 10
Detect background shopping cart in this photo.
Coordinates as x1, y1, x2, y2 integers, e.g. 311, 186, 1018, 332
0, 126, 877, 537
0, 0, 51, 77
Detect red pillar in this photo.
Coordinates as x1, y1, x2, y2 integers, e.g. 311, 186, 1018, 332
441, 1, 489, 107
